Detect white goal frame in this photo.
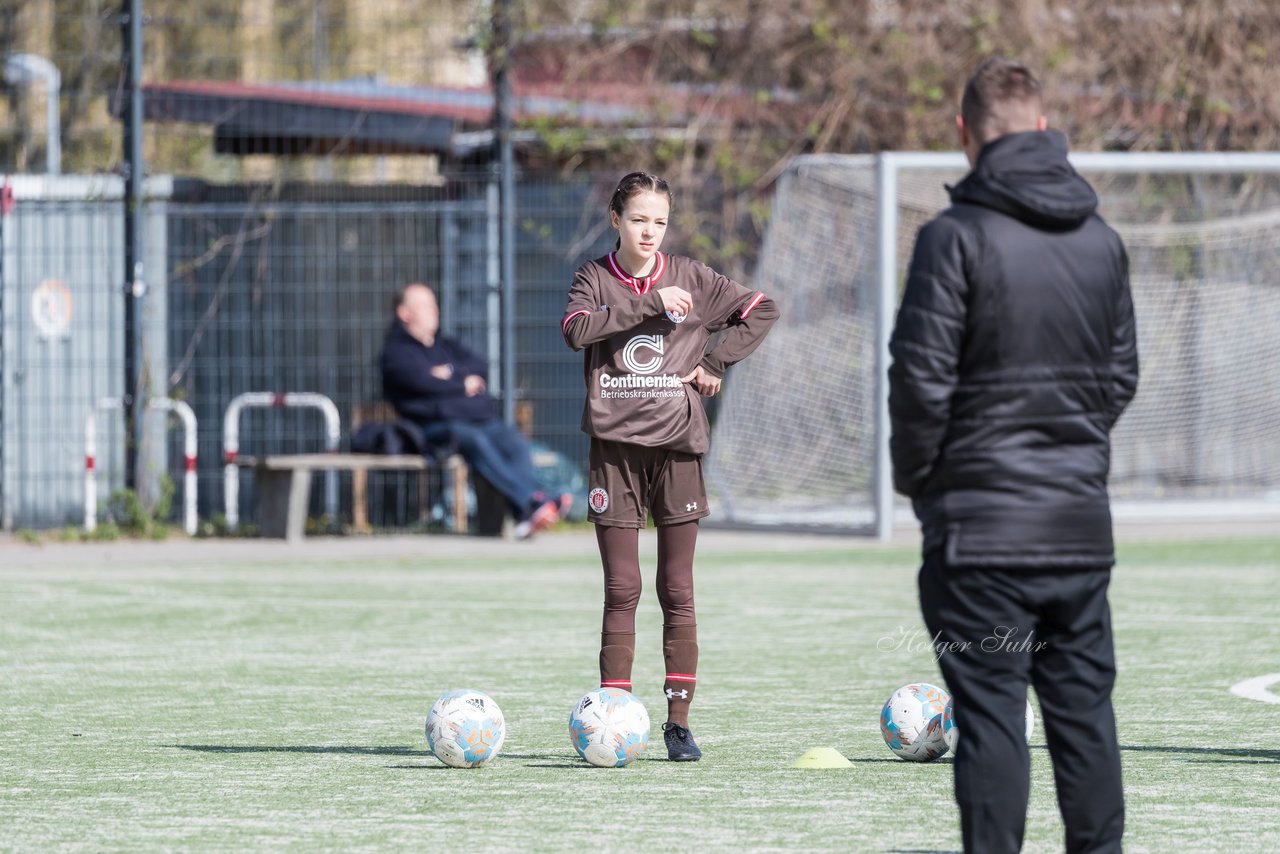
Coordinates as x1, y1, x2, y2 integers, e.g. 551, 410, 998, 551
871, 151, 1280, 540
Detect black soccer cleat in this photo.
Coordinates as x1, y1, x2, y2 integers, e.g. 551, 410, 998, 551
662, 722, 702, 762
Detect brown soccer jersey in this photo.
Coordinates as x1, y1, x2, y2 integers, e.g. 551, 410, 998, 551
562, 252, 778, 454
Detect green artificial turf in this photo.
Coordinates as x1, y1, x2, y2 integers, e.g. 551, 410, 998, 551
2, 536, 1277, 851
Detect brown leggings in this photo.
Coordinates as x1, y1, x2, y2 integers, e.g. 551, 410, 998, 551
597, 521, 700, 725
596, 521, 699, 632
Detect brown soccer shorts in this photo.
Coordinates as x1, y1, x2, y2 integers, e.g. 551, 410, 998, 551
586, 438, 709, 528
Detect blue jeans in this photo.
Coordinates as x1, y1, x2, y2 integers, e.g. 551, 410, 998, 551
422, 419, 537, 518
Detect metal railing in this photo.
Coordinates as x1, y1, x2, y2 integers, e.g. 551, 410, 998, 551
222, 391, 341, 530
85, 396, 198, 535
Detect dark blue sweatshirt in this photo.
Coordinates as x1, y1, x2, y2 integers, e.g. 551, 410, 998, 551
379, 321, 498, 424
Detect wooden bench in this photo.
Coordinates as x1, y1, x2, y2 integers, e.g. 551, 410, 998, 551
242, 453, 469, 542
349, 454, 470, 535
348, 402, 472, 536
243, 402, 527, 542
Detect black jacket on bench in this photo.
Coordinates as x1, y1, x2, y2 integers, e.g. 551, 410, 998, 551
350, 419, 456, 461
888, 130, 1139, 568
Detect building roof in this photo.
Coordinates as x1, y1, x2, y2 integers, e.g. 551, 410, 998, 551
130, 78, 649, 158
123, 75, 805, 159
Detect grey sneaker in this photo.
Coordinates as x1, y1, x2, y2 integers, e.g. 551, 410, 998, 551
662, 722, 702, 762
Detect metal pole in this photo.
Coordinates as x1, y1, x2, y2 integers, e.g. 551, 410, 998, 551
121, 0, 146, 491
441, 210, 458, 336
874, 154, 898, 542
485, 180, 501, 380
493, 0, 517, 426
46, 66, 60, 174
312, 0, 332, 181
0, 180, 6, 530
2, 55, 60, 174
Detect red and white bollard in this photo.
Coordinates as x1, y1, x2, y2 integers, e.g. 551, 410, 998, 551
84, 397, 121, 534
85, 396, 199, 535
222, 392, 341, 530
151, 397, 199, 535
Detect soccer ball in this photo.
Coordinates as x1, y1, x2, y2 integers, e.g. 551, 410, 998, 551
425, 689, 506, 768
942, 695, 1035, 754
881, 682, 951, 762
568, 687, 650, 767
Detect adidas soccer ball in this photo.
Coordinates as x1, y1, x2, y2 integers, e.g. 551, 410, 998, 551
942, 695, 1035, 754
569, 687, 650, 767
881, 682, 951, 762
425, 689, 506, 768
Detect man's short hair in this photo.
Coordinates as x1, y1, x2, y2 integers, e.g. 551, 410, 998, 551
961, 57, 1043, 144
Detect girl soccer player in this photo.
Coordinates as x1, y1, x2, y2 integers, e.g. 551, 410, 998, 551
561, 172, 778, 761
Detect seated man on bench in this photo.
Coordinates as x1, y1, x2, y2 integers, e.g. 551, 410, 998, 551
380, 282, 566, 539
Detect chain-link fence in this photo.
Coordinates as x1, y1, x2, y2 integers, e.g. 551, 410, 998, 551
1, 1, 642, 532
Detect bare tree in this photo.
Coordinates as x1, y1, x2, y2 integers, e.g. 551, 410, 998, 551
511, 0, 1280, 274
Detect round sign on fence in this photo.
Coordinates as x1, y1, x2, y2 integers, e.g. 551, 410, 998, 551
32, 279, 73, 341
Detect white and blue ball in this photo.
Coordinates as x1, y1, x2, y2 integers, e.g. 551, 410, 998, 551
880, 682, 951, 762
426, 689, 506, 768
569, 687, 650, 767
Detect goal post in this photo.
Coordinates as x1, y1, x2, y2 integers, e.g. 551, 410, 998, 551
705, 151, 1280, 538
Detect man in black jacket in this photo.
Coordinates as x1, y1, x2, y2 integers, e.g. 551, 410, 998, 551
889, 59, 1138, 853
381, 283, 562, 538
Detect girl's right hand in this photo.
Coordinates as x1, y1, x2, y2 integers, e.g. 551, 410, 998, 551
658, 286, 692, 318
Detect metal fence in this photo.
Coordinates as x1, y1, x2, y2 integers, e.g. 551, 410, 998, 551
2, 168, 621, 531
1, 175, 144, 530
1, 0, 783, 533
163, 173, 611, 531
1, 1, 647, 531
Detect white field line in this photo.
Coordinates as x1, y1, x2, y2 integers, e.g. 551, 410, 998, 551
1229, 673, 1280, 705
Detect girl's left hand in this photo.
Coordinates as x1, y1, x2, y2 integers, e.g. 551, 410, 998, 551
681, 366, 721, 396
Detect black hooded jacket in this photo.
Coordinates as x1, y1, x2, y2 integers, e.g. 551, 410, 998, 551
888, 130, 1139, 567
